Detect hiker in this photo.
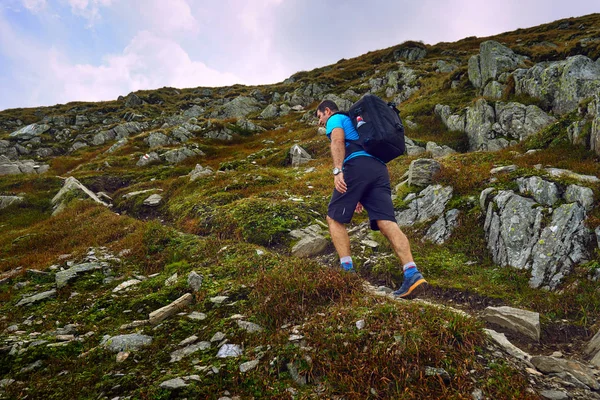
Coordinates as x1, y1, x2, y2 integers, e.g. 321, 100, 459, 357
315, 99, 427, 298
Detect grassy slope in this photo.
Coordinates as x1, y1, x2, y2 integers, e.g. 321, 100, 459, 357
1, 13, 600, 399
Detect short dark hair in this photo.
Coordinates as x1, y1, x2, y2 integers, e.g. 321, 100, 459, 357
316, 100, 339, 116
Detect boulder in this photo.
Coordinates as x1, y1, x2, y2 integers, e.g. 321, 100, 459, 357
407, 158, 441, 187
0, 196, 24, 210
136, 152, 160, 167
101, 334, 152, 353
124, 92, 144, 107
16, 289, 57, 306
426, 141, 456, 158
162, 147, 204, 164
482, 306, 540, 341
393, 46, 427, 61
290, 144, 312, 167
213, 96, 261, 118
9, 123, 50, 140
145, 132, 171, 148
52, 177, 110, 215
396, 185, 453, 227
468, 41, 526, 89
423, 209, 460, 244
189, 164, 214, 181
514, 55, 600, 115
531, 356, 600, 390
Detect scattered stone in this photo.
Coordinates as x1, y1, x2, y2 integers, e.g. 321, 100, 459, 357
240, 359, 260, 373
490, 165, 517, 174
0, 195, 24, 210
482, 306, 540, 341
136, 152, 160, 167
425, 366, 451, 384
209, 296, 229, 305
237, 320, 264, 333
484, 329, 532, 364
143, 194, 162, 207
16, 289, 57, 306
52, 177, 110, 215
159, 377, 188, 390
170, 341, 211, 362
116, 351, 129, 363
149, 293, 193, 325
20, 360, 43, 373
101, 334, 153, 353
408, 159, 442, 187
356, 320, 366, 330
286, 362, 307, 386
164, 273, 178, 286
289, 334, 304, 342
119, 320, 149, 330
211, 332, 226, 342
112, 279, 141, 293
56, 262, 104, 289
189, 164, 214, 181
187, 271, 203, 292
179, 335, 198, 347
188, 312, 207, 321
539, 390, 569, 400
290, 145, 312, 167
531, 356, 600, 390
217, 344, 243, 358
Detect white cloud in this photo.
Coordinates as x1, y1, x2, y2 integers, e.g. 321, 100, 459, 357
66, 0, 113, 26
132, 0, 199, 35
21, 0, 47, 12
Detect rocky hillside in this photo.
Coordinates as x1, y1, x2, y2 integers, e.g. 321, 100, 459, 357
2, 13, 600, 400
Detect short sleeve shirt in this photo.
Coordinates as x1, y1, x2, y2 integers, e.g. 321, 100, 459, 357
326, 113, 373, 164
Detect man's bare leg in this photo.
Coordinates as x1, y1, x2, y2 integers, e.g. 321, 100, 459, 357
377, 219, 427, 298
327, 216, 351, 258
376, 220, 413, 265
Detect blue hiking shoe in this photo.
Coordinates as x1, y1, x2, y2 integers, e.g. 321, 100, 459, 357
393, 271, 427, 299
341, 262, 355, 272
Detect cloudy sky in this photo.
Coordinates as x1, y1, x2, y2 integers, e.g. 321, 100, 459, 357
0, 0, 598, 111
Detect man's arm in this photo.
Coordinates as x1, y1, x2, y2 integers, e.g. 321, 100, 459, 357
330, 127, 347, 193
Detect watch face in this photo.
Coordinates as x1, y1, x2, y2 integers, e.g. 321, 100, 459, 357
333, 167, 341, 175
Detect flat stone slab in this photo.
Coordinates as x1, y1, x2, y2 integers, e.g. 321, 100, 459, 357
484, 329, 532, 364
482, 306, 540, 341
16, 289, 57, 306
56, 262, 104, 289
101, 334, 153, 353
531, 355, 600, 390
170, 341, 211, 362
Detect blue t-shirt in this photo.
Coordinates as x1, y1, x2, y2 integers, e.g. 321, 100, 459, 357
326, 113, 374, 164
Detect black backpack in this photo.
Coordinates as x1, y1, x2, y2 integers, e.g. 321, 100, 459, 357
346, 94, 405, 163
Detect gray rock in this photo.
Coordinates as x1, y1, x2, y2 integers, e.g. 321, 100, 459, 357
106, 138, 128, 154
426, 141, 456, 158
424, 366, 451, 384
482, 306, 540, 341
214, 96, 261, 118
136, 152, 160, 167
56, 262, 104, 288
407, 158, 441, 187
291, 228, 328, 257
396, 185, 453, 227
516, 176, 560, 206
530, 202, 591, 290
545, 167, 600, 183
393, 46, 426, 61
290, 145, 312, 167
145, 131, 171, 148
539, 390, 569, 400
182, 105, 204, 119
124, 92, 144, 107
188, 312, 207, 321
237, 320, 263, 333
187, 271, 203, 292
189, 164, 214, 181
163, 147, 204, 164
9, 123, 50, 140
515, 55, 600, 115
0, 195, 24, 210
101, 334, 153, 353
483, 81, 505, 99
240, 359, 260, 373
565, 184, 594, 211
260, 104, 279, 119
171, 126, 193, 143
211, 332, 226, 342
143, 194, 162, 206
159, 377, 187, 390
217, 344, 243, 358
531, 356, 599, 390
286, 362, 307, 385
484, 190, 541, 269
435, 60, 458, 73
16, 289, 57, 306
468, 41, 526, 89
0, 379, 15, 389
484, 329, 532, 363
490, 165, 517, 174
52, 177, 110, 215
170, 341, 211, 362
423, 209, 460, 244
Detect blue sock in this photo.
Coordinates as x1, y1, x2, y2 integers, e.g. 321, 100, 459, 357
403, 262, 417, 278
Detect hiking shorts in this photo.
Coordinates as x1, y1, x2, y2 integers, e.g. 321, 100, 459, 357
327, 156, 396, 231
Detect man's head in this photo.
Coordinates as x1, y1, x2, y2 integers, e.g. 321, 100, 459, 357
316, 100, 339, 126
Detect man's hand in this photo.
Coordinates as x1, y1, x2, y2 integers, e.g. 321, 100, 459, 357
355, 202, 364, 213
334, 172, 347, 193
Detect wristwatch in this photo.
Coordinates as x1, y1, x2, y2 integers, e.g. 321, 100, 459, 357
332, 167, 342, 175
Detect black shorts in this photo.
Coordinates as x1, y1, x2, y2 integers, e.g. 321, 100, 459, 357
327, 156, 396, 231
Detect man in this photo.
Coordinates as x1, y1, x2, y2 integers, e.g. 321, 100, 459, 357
315, 99, 427, 299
